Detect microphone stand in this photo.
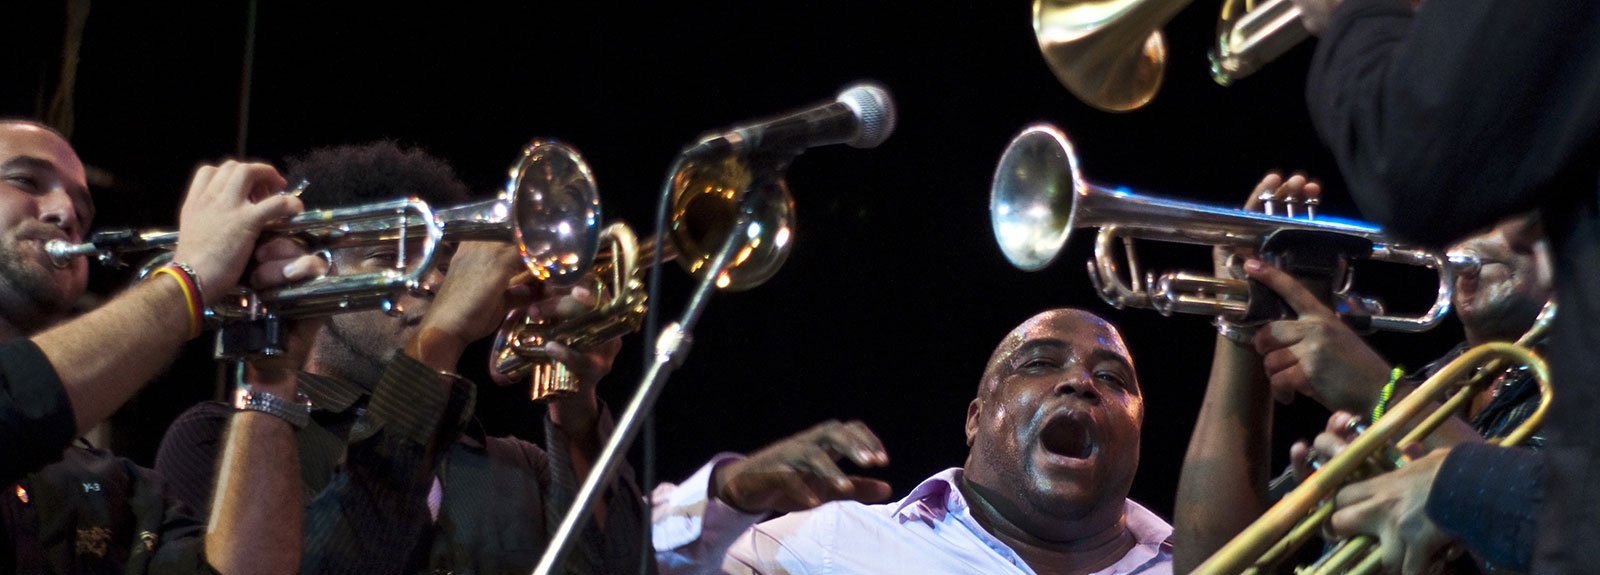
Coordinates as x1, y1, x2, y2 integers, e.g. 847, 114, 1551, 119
531, 152, 789, 575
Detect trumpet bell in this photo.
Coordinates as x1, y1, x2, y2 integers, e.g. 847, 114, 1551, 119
1034, 0, 1188, 112
669, 154, 795, 291
506, 140, 602, 288
991, 124, 1083, 271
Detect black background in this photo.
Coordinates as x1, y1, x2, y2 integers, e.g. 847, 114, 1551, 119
3, 1, 1462, 521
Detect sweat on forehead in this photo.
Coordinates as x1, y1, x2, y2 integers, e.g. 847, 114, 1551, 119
983, 309, 1125, 371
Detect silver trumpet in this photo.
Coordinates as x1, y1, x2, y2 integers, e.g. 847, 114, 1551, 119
990, 123, 1456, 332
46, 139, 601, 357
48, 198, 447, 323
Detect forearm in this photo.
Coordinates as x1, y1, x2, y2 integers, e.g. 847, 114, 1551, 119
204, 379, 302, 575
1174, 336, 1274, 573
34, 276, 192, 435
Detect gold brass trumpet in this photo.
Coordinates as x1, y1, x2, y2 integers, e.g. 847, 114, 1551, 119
1032, 0, 1311, 111
1210, 0, 1311, 86
490, 152, 796, 401
1034, 0, 1187, 112
991, 123, 1455, 332
1193, 300, 1556, 575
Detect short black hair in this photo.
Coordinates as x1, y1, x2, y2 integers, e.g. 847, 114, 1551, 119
285, 140, 471, 209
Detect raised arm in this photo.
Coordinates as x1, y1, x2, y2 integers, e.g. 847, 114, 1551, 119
33, 161, 304, 435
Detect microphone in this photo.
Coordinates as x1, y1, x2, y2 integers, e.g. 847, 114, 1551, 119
688, 81, 898, 158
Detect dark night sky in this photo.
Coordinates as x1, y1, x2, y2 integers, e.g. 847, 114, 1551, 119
5, 1, 1463, 520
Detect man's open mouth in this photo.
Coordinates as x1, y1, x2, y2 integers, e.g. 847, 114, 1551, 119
1039, 412, 1095, 460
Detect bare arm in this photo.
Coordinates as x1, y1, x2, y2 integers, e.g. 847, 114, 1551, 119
34, 161, 305, 436
1174, 333, 1275, 573
202, 238, 323, 575
204, 373, 302, 575
1175, 175, 1307, 572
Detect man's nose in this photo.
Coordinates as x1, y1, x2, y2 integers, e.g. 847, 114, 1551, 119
37, 186, 78, 234
416, 267, 446, 297
1054, 370, 1102, 403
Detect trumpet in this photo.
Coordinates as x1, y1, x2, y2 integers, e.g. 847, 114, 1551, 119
1194, 300, 1556, 574
1210, 0, 1310, 86
1033, 0, 1187, 112
1032, 0, 1310, 112
990, 123, 1454, 332
490, 153, 796, 401
46, 139, 601, 357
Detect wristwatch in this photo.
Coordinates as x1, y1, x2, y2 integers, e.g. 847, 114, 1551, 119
234, 387, 313, 429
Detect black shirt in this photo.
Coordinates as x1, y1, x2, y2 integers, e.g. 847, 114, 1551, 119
0, 339, 78, 486
2, 444, 211, 574
155, 353, 647, 575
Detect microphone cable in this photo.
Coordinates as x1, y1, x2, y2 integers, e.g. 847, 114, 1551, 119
638, 151, 691, 574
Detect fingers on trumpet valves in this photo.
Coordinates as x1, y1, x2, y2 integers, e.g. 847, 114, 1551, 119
1253, 171, 1322, 219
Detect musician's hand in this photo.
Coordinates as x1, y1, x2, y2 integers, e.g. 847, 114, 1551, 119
1247, 259, 1393, 411
408, 241, 533, 370
1215, 173, 1321, 275
248, 236, 327, 289
171, 160, 303, 305
712, 420, 893, 514
534, 284, 623, 433
244, 236, 329, 375
1330, 445, 1454, 575
1291, 411, 1362, 483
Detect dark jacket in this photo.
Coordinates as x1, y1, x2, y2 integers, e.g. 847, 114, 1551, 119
2, 445, 211, 574
1305, 0, 1600, 572
156, 353, 647, 575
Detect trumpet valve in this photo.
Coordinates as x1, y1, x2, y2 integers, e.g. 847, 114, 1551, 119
529, 359, 580, 402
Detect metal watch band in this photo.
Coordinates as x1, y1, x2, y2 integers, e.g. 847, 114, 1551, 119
1213, 316, 1257, 346
235, 388, 313, 429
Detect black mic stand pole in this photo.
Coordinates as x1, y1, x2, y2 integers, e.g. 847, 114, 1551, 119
531, 153, 787, 575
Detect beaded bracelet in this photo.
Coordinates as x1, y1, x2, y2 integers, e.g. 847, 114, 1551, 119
1370, 366, 1406, 424
150, 263, 204, 340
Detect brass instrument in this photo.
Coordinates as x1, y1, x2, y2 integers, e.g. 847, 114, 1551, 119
44, 139, 600, 337
1033, 0, 1187, 112
1194, 300, 1556, 575
1032, 0, 1312, 111
990, 122, 1454, 332
1210, 0, 1310, 86
490, 153, 796, 400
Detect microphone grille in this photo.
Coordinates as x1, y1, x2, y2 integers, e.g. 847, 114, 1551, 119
837, 82, 897, 149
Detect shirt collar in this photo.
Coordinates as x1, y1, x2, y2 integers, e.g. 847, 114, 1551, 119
891, 467, 965, 520
893, 468, 1174, 573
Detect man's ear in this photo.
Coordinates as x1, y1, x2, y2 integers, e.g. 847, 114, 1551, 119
964, 399, 982, 447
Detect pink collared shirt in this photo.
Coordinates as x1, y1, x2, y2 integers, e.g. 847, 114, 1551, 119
653, 459, 1173, 575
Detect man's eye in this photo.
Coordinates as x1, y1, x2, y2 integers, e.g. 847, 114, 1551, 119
1095, 371, 1129, 389
6, 175, 37, 190
1020, 357, 1060, 371
365, 252, 399, 265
